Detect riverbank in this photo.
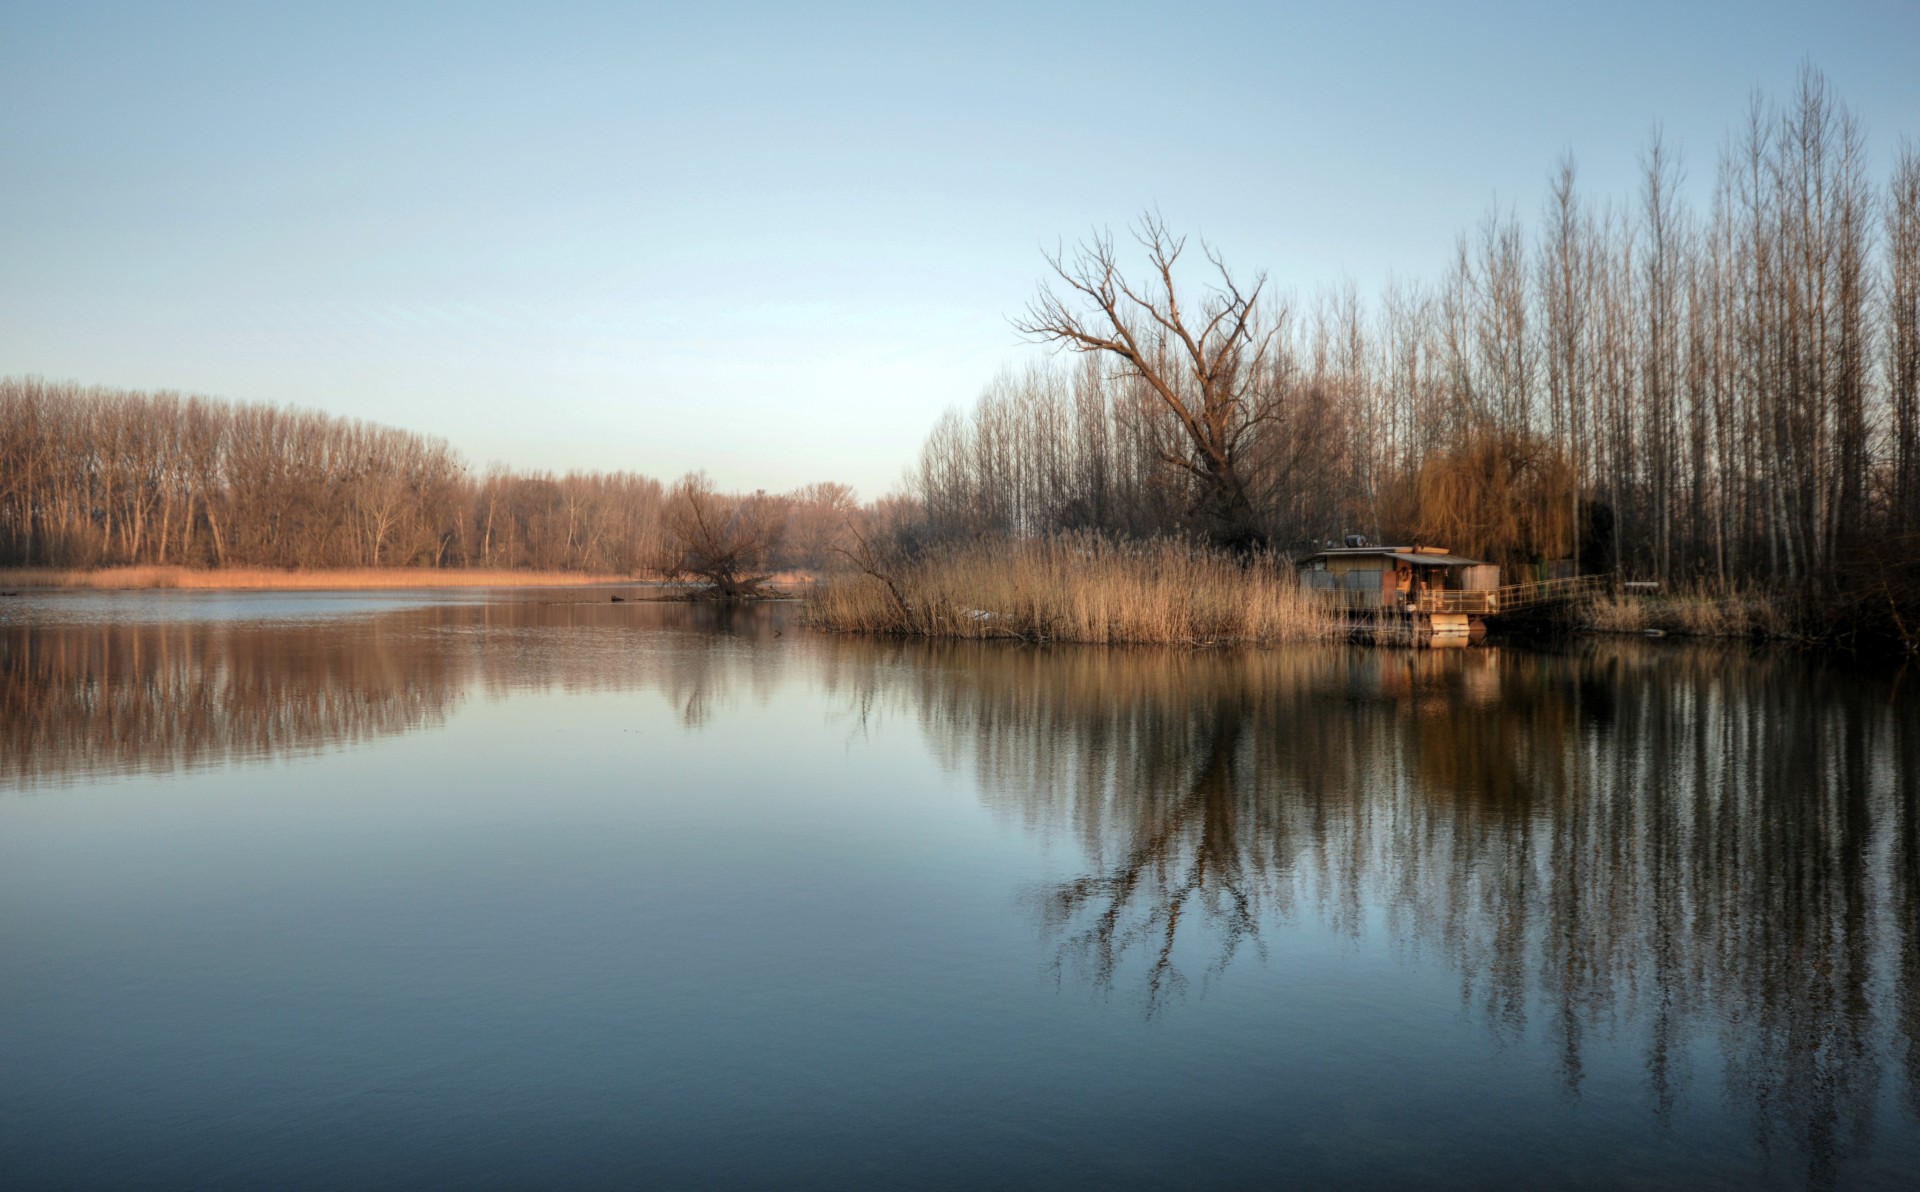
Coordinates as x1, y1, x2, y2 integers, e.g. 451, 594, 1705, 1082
0, 565, 825, 596
807, 536, 1337, 645
1578, 587, 1920, 654
1577, 588, 1794, 640
807, 538, 1920, 654
0, 566, 643, 591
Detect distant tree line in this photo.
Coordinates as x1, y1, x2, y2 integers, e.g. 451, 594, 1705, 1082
0, 377, 859, 576
914, 69, 1920, 611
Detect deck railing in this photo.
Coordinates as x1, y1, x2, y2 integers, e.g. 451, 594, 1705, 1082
1306, 573, 1606, 616
1406, 589, 1497, 613
1413, 574, 1605, 614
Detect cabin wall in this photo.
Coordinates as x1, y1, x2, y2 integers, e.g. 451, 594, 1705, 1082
1323, 555, 1397, 574
1302, 566, 1394, 608
1302, 550, 1496, 607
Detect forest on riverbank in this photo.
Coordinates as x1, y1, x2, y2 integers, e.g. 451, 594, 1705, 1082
5, 70, 1916, 643
0, 375, 871, 589
907, 70, 1919, 642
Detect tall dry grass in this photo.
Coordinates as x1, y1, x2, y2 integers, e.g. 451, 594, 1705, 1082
807, 535, 1338, 646
1580, 585, 1791, 639
0, 566, 645, 591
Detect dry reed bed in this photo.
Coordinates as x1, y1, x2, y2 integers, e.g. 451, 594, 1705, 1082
1580, 588, 1790, 639
808, 537, 1339, 646
0, 566, 644, 591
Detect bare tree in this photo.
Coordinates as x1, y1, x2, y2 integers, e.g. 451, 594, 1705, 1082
1014, 213, 1285, 551
783, 481, 859, 569
1892, 142, 1920, 528
659, 472, 788, 598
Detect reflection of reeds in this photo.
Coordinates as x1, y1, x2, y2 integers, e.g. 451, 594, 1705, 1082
807, 535, 1338, 645
0, 566, 644, 590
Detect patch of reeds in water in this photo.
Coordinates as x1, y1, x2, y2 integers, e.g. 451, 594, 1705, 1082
1581, 585, 1790, 639
807, 534, 1338, 646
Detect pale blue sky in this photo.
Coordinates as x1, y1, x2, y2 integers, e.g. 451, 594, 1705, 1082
3, 1, 1916, 496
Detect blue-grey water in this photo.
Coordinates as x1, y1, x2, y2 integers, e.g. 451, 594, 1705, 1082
2, 591, 1917, 1189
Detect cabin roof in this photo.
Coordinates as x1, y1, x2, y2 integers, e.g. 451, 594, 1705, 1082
1299, 547, 1488, 568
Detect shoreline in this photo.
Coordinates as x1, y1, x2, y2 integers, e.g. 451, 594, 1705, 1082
0, 566, 821, 594
10, 566, 1895, 653
0, 566, 644, 592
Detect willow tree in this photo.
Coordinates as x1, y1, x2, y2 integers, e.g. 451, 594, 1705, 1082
1382, 429, 1577, 570
1014, 214, 1283, 552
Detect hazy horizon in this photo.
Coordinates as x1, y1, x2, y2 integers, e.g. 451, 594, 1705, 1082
5, 1, 1918, 497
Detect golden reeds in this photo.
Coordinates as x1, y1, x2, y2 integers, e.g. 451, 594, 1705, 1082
806, 535, 1338, 646
1580, 585, 1790, 639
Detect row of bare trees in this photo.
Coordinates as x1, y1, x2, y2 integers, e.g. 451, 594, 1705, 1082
0, 377, 858, 576
916, 70, 1920, 607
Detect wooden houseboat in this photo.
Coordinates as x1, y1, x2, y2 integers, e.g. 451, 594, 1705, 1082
1298, 545, 1599, 644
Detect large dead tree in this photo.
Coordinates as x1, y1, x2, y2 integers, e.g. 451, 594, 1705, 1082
1015, 214, 1282, 552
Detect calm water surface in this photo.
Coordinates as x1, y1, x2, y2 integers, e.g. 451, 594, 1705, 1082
2, 591, 1917, 1189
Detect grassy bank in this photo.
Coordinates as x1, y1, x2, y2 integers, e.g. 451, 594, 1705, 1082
0, 566, 645, 591
1581, 585, 1920, 653
807, 536, 1337, 646
1578, 587, 1792, 639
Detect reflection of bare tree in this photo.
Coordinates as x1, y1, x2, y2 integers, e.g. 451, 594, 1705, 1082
1040, 693, 1263, 1015
1901, 703, 1920, 1125
893, 637, 1920, 1185
650, 603, 789, 729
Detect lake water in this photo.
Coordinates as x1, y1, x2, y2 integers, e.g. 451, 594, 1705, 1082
2, 591, 1917, 1189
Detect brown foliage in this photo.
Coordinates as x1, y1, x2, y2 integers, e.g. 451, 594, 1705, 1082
1380, 429, 1576, 567
0, 378, 872, 582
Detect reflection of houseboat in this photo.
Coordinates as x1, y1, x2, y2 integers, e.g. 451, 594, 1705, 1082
1298, 545, 1599, 645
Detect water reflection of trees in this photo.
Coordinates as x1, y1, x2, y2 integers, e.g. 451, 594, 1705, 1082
8, 603, 1917, 1179
886, 638, 1920, 1185
0, 600, 786, 788
1, 618, 460, 786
